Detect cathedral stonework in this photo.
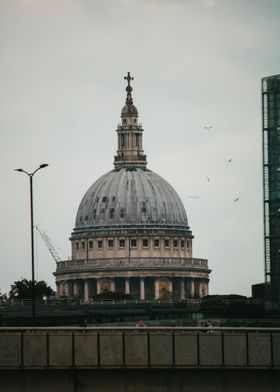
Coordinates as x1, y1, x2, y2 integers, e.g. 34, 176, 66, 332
54, 73, 211, 301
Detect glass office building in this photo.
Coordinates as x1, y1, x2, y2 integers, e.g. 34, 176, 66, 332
262, 74, 280, 312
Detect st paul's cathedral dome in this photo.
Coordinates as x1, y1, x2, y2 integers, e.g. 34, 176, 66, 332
54, 73, 210, 301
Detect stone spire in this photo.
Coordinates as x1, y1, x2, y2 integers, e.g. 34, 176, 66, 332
114, 72, 147, 170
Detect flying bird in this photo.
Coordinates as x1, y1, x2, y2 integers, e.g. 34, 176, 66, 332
204, 126, 212, 130
227, 159, 232, 163
206, 177, 210, 182
234, 198, 240, 203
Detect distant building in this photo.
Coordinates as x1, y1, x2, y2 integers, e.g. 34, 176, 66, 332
251, 283, 265, 300
54, 73, 211, 301
262, 74, 280, 312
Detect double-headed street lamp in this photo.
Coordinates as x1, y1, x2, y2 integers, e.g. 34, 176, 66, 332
15, 163, 49, 326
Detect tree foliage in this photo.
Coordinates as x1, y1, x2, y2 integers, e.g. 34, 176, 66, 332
9, 279, 55, 299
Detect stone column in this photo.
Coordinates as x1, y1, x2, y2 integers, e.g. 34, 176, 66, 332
125, 278, 130, 294
155, 278, 160, 300
140, 277, 145, 300
97, 279, 101, 294
169, 279, 173, 297
64, 281, 69, 297
191, 279, 195, 298
205, 281, 209, 296
56, 281, 60, 297
111, 279, 115, 292
73, 281, 79, 297
199, 281, 204, 298
84, 280, 89, 302
180, 279, 185, 300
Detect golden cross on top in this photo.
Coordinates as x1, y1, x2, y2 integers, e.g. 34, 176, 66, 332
124, 72, 134, 86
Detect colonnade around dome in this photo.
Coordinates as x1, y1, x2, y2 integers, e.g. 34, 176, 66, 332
55, 273, 209, 302
54, 256, 209, 301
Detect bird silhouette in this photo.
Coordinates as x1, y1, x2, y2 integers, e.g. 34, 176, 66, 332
227, 159, 232, 163
204, 126, 212, 130
234, 198, 240, 203
206, 177, 210, 182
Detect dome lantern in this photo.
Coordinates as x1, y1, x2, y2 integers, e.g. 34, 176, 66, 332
114, 72, 147, 169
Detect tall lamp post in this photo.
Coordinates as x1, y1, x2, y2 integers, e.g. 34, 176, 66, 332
15, 164, 49, 326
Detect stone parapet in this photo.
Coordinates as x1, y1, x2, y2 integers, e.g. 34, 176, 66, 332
55, 257, 209, 274
0, 327, 279, 369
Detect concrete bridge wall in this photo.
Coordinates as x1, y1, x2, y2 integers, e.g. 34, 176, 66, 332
0, 327, 280, 391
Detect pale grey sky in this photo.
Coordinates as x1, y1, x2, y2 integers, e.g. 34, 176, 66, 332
0, 0, 279, 295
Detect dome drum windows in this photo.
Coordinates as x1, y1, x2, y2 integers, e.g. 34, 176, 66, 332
119, 239, 126, 248
130, 239, 137, 247
154, 239, 160, 248
108, 239, 114, 248
98, 240, 103, 249
142, 239, 149, 248
164, 239, 170, 248
89, 240, 93, 249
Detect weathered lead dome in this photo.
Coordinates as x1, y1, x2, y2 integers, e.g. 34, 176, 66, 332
74, 168, 190, 236
72, 72, 192, 238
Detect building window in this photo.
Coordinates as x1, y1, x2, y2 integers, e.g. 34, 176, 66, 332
102, 196, 107, 202
120, 208, 125, 218
164, 239, 170, 247
154, 239, 160, 247
110, 208, 114, 219
75, 242, 79, 250
89, 241, 93, 249
119, 239, 125, 248
181, 240, 185, 249
81, 241, 85, 250
98, 240, 103, 249
173, 239, 178, 248
108, 239, 114, 248
123, 119, 127, 124
142, 239, 149, 247
130, 239, 137, 247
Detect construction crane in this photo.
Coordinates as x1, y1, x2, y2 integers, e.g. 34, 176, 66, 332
35, 225, 62, 263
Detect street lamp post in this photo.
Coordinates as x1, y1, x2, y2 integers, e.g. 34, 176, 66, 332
15, 163, 49, 326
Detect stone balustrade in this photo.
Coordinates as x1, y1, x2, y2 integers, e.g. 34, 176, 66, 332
56, 257, 208, 272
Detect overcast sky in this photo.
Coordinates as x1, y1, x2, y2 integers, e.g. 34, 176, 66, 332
0, 0, 279, 296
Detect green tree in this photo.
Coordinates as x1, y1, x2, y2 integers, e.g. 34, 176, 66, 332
9, 279, 55, 300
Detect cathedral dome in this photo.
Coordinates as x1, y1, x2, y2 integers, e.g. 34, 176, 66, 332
74, 167, 190, 236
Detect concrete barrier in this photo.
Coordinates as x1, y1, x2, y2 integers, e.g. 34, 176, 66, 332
75, 333, 98, 367
99, 332, 123, 366
124, 333, 148, 366
0, 328, 279, 370
248, 333, 271, 367
199, 333, 222, 366
0, 333, 21, 367
223, 333, 247, 367
49, 333, 73, 367
149, 333, 173, 366
23, 333, 47, 367
174, 333, 198, 366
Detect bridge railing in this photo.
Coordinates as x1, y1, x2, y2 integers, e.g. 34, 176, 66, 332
0, 327, 279, 369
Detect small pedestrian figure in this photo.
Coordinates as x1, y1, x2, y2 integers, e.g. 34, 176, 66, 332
136, 319, 145, 328
207, 319, 213, 333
